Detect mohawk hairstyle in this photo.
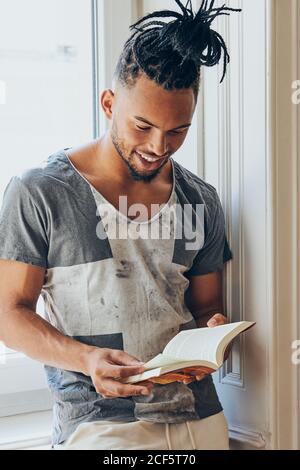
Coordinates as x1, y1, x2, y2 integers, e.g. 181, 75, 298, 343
113, 0, 241, 101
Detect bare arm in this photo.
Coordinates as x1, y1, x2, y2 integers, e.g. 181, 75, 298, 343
185, 271, 227, 328
0, 259, 93, 372
0, 260, 153, 397
183, 270, 231, 382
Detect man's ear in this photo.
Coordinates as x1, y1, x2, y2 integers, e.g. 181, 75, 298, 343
100, 89, 115, 120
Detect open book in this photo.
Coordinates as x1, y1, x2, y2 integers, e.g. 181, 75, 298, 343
123, 321, 255, 384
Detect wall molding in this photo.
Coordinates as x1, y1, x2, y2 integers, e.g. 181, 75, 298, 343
215, 0, 245, 388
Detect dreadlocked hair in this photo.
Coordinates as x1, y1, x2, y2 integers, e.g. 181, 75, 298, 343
113, 0, 241, 101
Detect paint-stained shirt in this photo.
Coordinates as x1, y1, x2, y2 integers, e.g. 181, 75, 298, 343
0, 148, 233, 445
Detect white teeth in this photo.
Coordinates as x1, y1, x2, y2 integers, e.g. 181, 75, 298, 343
137, 152, 161, 163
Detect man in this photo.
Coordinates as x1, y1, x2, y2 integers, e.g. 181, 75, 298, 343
0, 0, 238, 450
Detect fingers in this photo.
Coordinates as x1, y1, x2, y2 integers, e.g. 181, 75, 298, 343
182, 377, 196, 384
96, 378, 154, 398
183, 373, 207, 384
207, 313, 228, 327
181, 366, 214, 384
109, 349, 144, 367
181, 366, 214, 376
92, 350, 153, 397
196, 373, 206, 381
88, 348, 154, 399
138, 380, 155, 386
102, 350, 146, 379
101, 363, 145, 379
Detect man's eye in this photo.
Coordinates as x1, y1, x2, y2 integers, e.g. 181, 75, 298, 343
169, 130, 182, 135
136, 125, 185, 135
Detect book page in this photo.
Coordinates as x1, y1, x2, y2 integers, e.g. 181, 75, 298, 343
163, 322, 254, 366
124, 360, 216, 384
143, 353, 180, 370
215, 321, 255, 365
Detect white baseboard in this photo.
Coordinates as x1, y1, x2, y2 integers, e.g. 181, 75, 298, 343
229, 425, 268, 450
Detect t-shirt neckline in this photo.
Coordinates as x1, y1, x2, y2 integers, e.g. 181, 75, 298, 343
61, 148, 177, 225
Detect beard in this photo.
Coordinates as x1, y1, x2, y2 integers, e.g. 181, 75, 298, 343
110, 120, 168, 183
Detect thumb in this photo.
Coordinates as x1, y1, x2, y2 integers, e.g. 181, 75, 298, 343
109, 349, 144, 366
196, 374, 206, 381
207, 318, 217, 327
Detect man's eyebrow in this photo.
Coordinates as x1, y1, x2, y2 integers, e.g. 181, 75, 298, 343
134, 116, 191, 131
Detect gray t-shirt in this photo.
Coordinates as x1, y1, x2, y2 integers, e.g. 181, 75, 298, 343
0, 149, 233, 445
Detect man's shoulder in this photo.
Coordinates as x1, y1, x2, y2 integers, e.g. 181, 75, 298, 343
173, 159, 219, 206
12, 149, 71, 196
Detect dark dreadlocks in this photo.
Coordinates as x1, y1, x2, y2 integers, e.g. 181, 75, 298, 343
113, 0, 241, 102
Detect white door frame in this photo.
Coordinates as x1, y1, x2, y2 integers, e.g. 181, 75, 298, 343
268, 0, 300, 450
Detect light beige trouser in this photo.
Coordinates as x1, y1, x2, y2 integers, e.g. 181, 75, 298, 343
55, 411, 229, 450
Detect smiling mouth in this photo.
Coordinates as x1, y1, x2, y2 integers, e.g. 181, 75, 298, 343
135, 151, 168, 164
136, 152, 166, 163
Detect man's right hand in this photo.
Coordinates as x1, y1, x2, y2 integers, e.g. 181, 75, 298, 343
85, 347, 154, 398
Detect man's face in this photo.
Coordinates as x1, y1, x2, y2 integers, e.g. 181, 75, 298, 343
108, 74, 196, 182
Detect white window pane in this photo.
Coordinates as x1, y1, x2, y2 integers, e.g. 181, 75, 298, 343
0, 0, 94, 204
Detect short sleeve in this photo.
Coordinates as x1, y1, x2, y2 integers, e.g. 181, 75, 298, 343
185, 189, 233, 277
0, 176, 48, 268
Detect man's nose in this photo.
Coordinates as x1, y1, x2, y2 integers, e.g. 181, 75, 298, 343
149, 134, 170, 157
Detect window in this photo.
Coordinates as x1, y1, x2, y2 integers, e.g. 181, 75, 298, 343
0, 0, 99, 416
0, 0, 95, 206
